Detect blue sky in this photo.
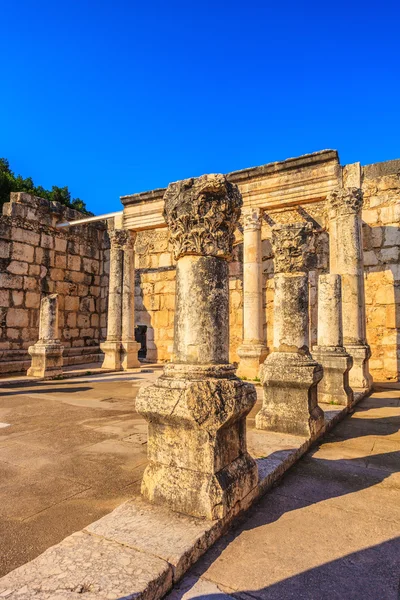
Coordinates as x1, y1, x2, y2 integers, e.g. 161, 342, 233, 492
1, 1, 399, 214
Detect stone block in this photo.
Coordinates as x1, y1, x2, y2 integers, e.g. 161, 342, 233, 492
28, 264, 41, 276
67, 254, 81, 271
26, 292, 41, 309
11, 290, 24, 306
380, 205, 400, 225
7, 260, 28, 275
54, 236, 68, 252
6, 308, 29, 328
383, 226, 400, 247
380, 247, 399, 263
55, 254, 67, 269
363, 250, 378, 267
0, 289, 10, 307
0, 240, 10, 258
0, 273, 23, 289
65, 296, 80, 311
11, 242, 34, 263
50, 268, 64, 281
41, 233, 54, 249
23, 276, 37, 290
159, 252, 172, 267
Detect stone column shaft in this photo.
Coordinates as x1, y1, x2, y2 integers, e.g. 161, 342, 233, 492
256, 223, 325, 438
136, 174, 258, 520
27, 294, 64, 378
101, 228, 140, 370
237, 208, 267, 379
312, 274, 353, 406
328, 187, 372, 391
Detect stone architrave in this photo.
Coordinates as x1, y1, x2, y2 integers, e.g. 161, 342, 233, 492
101, 227, 140, 370
255, 223, 325, 438
237, 207, 268, 379
27, 294, 64, 377
136, 174, 258, 521
312, 274, 353, 406
328, 187, 372, 391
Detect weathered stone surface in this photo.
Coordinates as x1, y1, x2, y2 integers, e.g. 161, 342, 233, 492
328, 186, 373, 390
256, 223, 324, 438
101, 227, 140, 370
138, 174, 258, 519
312, 274, 353, 406
0, 531, 172, 600
163, 173, 242, 261
27, 294, 64, 378
237, 207, 267, 378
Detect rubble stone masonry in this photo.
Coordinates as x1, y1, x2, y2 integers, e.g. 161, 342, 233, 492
0, 192, 109, 374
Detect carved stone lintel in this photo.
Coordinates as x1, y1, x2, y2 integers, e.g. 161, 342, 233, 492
242, 207, 262, 231
271, 222, 316, 274
163, 174, 242, 260
328, 187, 363, 218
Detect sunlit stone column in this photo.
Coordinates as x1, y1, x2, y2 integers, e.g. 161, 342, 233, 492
136, 174, 258, 520
27, 294, 64, 377
312, 274, 353, 406
328, 187, 372, 391
101, 227, 140, 370
237, 207, 268, 379
256, 223, 325, 438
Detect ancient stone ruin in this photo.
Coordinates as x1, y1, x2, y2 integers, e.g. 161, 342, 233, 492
136, 174, 258, 519
27, 293, 64, 377
1, 150, 399, 390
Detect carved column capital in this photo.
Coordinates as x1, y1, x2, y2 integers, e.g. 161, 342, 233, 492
272, 222, 316, 274
328, 187, 363, 218
163, 174, 242, 260
108, 228, 135, 250
242, 207, 262, 231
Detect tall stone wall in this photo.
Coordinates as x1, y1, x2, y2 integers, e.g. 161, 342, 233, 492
0, 193, 109, 374
361, 160, 400, 381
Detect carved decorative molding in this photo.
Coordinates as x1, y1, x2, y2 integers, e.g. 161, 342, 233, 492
272, 222, 316, 273
163, 174, 242, 260
109, 229, 136, 250
242, 207, 262, 231
328, 187, 363, 218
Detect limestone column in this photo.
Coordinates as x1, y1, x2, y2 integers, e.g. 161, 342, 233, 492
121, 231, 141, 369
136, 174, 258, 520
237, 207, 268, 379
312, 274, 353, 406
101, 227, 140, 370
255, 223, 325, 438
328, 187, 372, 391
27, 294, 64, 377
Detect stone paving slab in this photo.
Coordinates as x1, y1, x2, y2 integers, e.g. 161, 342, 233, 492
0, 531, 172, 600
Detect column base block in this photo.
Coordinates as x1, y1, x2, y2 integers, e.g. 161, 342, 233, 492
345, 343, 373, 392
101, 341, 141, 370
27, 342, 64, 378
136, 365, 259, 520
121, 341, 141, 369
256, 352, 325, 438
313, 346, 353, 406
237, 343, 268, 380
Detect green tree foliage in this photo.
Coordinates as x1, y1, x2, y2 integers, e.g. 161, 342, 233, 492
0, 158, 91, 214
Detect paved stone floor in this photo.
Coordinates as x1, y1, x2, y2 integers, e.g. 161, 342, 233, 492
168, 383, 400, 600
0, 367, 161, 577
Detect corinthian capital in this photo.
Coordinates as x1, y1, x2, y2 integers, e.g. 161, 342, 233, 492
163, 174, 242, 260
108, 228, 135, 250
242, 207, 262, 231
328, 187, 363, 218
272, 222, 316, 274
